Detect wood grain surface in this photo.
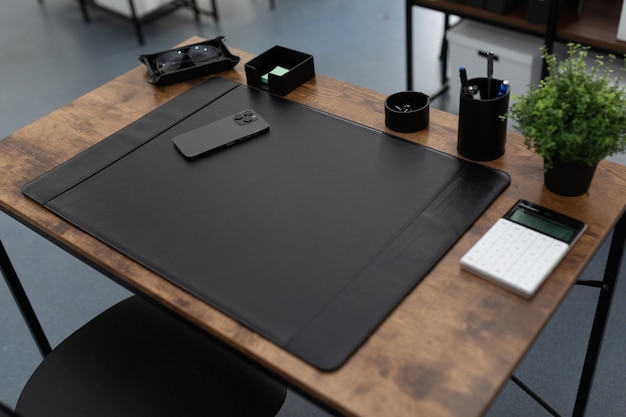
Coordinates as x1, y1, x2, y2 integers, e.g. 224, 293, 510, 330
2, 38, 626, 417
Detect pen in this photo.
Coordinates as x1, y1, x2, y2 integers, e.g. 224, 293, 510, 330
497, 80, 510, 97
487, 51, 494, 99
459, 66, 469, 87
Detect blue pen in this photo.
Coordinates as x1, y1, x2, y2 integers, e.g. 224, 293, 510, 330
460, 67, 478, 99
497, 80, 510, 97
459, 66, 469, 87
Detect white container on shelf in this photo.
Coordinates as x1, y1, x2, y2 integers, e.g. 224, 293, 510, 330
618, 0, 626, 41
93, 0, 173, 18
447, 20, 543, 117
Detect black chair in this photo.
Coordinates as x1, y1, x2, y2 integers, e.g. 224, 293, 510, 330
1, 240, 286, 417
0, 401, 20, 417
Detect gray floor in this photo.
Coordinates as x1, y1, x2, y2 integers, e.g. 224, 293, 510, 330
1, 1, 625, 416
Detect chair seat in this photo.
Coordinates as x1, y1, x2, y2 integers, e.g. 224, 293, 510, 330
0, 402, 18, 417
15, 296, 286, 417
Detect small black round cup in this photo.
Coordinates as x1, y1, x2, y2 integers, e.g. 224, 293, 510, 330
384, 92, 430, 133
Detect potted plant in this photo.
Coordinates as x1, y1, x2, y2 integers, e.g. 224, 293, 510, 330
506, 43, 626, 196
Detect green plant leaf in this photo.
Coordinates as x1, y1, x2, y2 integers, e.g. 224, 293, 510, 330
505, 43, 626, 169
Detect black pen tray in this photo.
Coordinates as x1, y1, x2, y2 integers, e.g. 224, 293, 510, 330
139, 36, 240, 86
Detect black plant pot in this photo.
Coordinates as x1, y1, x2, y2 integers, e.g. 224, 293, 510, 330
544, 157, 598, 196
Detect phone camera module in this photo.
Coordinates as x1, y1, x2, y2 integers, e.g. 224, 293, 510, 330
234, 110, 257, 125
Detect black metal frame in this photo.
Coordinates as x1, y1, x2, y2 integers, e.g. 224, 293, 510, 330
36, 0, 201, 45
39, 0, 278, 45
572, 214, 626, 415
0, 241, 52, 357
82, 0, 202, 45
509, 212, 626, 417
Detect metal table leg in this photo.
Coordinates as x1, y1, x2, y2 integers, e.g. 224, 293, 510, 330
405, 0, 413, 91
572, 212, 626, 416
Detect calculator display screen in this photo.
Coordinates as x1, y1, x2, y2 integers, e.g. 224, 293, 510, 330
509, 209, 576, 242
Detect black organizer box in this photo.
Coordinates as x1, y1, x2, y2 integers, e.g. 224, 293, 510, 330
139, 36, 240, 86
245, 46, 315, 96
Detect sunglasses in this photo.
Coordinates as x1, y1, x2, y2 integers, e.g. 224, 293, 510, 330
155, 45, 221, 74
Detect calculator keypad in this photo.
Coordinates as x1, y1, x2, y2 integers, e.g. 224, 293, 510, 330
460, 219, 569, 297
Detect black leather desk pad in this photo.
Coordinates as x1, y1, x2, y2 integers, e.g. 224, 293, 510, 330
23, 77, 510, 370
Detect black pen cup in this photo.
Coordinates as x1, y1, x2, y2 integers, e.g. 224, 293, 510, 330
384, 91, 430, 133
457, 77, 509, 161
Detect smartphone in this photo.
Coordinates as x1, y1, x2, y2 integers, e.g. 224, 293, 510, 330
173, 110, 270, 159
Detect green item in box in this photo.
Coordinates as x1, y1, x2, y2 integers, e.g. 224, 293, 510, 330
261, 66, 290, 84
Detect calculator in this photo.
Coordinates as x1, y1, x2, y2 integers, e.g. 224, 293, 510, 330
460, 200, 586, 298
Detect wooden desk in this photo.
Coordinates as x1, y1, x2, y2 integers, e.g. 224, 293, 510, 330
2, 38, 626, 417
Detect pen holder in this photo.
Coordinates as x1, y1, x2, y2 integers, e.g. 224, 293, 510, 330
457, 77, 509, 161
